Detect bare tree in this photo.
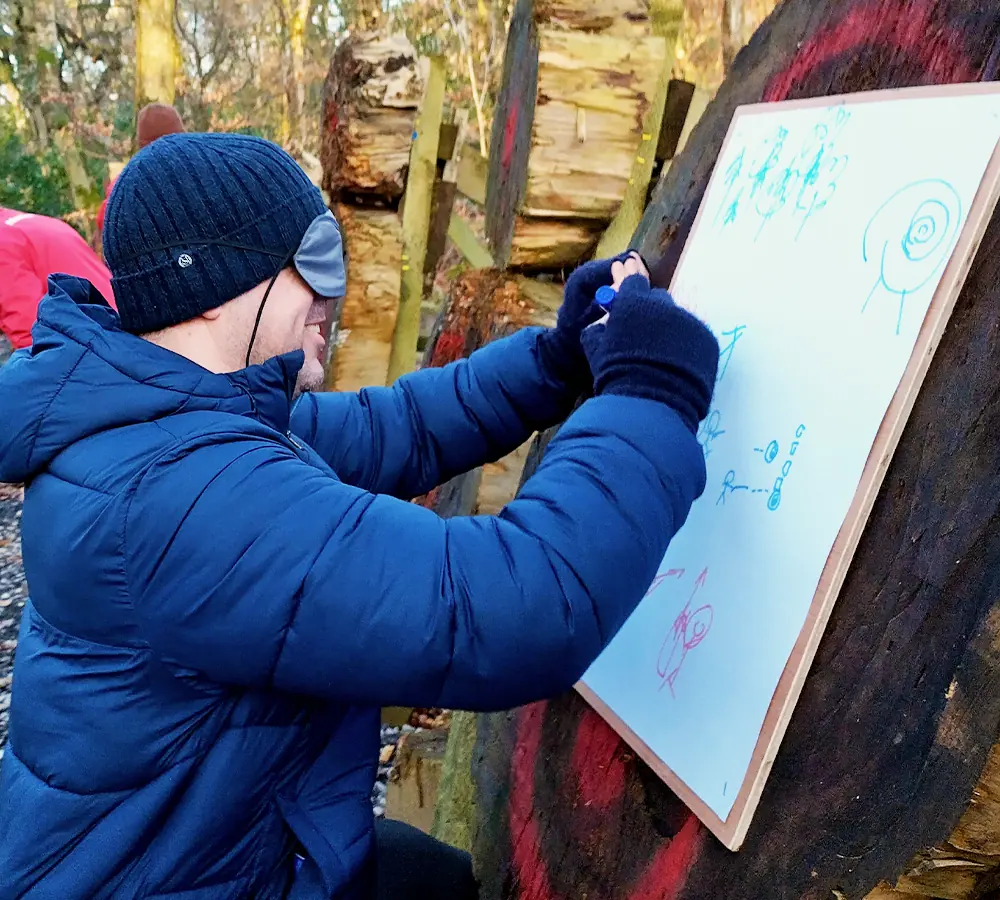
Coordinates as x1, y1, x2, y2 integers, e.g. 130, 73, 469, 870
441, 0, 507, 155
721, 0, 744, 72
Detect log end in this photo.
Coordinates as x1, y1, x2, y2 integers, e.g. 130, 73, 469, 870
320, 31, 422, 202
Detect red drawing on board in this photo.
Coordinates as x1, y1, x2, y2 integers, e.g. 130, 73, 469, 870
644, 568, 686, 597
656, 568, 712, 696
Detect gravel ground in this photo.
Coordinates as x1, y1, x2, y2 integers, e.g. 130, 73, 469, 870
0, 484, 25, 757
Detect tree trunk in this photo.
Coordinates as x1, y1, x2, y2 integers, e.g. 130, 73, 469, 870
275, 0, 311, 154
291, 0, 310, 153
136, 0, 177, 106
320, 32, 424, 202
0, 64, 28, 134
13, 0, 94, 211
485, 0, 672, 270
326, 203, 402, 392
471, 3, 1000, 900
721, 0, 744, 73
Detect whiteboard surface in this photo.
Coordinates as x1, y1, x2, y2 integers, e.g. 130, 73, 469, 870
582, 90, 1000, 824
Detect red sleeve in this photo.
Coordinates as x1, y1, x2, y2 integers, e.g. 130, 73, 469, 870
0, 233, 47, 349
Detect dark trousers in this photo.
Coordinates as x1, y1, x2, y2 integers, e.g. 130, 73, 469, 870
374, 819, 479, 900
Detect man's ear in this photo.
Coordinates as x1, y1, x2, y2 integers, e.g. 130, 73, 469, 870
201, 306, 224, 322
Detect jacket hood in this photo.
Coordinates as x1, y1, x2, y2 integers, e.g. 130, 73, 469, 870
0, 274, 303, 484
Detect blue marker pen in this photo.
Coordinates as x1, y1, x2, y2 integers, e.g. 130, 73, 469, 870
595, 285, 616, 308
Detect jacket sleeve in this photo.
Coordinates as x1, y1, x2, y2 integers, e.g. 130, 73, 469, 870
125, 395, 706, 712
0, 232, 45, 349
288, 327, 578, 499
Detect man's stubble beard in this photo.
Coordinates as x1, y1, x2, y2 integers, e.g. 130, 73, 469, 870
294, 364, 325, 397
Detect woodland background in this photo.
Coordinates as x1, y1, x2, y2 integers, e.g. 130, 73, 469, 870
0, 0, 778, 240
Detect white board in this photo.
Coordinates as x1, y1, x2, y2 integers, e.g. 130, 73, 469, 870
580, 84, 1000, 850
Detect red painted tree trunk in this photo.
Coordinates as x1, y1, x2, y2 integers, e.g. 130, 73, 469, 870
471, 3, 1000, 899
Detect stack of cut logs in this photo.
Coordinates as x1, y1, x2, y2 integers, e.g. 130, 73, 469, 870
318, 0, 698, 513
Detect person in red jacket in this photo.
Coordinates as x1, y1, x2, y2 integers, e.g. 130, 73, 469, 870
96, 103, 185, 236
0, 208, 116, 350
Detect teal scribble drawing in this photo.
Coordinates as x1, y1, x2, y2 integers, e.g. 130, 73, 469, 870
717, 470, 748, 505
717, 425, 806, 511
698, 409, 726, 460
714, 149, 745, 227
749, 126, 788, 199
717, 325, 747, 384
862, 179, 962, 336
697, 325, 747, 461
715, 107, 850, 240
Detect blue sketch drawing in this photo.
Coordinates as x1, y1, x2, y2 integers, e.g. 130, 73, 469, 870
714, 107, 850, 240
719, 425, 806, 511
717, 325, 747, 384
696, 325, 747, 461
862, 179, 962, 335
697, 408, 726, 460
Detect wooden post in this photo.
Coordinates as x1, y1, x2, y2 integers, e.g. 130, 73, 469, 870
470, 3, 1000, 900
386, 56, 446, 385
432, 710, 479, 853
447, 214, 495, 269
656, 79, 697, 162
594, 0, 684, 257
422, 112, 471, 314
455, 142, 488, 206
675, 87, 713, 158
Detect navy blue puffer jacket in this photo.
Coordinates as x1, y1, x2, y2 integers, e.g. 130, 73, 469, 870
0, 276, 705, 898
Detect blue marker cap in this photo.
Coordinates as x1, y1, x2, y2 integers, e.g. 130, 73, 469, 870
595, 285, 616, 307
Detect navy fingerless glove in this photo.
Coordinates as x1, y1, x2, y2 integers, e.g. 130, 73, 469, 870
581, 274, 720, 434
537, 252, 634, 389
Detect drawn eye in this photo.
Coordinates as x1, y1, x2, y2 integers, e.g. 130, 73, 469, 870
902, 199, 950, 261
910, 218, 934, 241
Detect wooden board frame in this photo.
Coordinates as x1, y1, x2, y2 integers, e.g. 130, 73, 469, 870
578, 82, 1000, 852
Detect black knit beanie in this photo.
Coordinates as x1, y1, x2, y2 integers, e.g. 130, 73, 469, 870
103, 133, 327, 334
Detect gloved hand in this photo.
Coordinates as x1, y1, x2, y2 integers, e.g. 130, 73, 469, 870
581, 272, 720, 434
536, 251, 636, 389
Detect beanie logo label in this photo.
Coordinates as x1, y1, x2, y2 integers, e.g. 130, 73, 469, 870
177, 253, 193, 268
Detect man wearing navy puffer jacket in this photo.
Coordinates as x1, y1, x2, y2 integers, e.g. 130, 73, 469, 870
0, 134, 719, 899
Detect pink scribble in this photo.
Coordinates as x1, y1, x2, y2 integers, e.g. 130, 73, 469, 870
655, 568, 713, 696
644, 568, 685, 598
